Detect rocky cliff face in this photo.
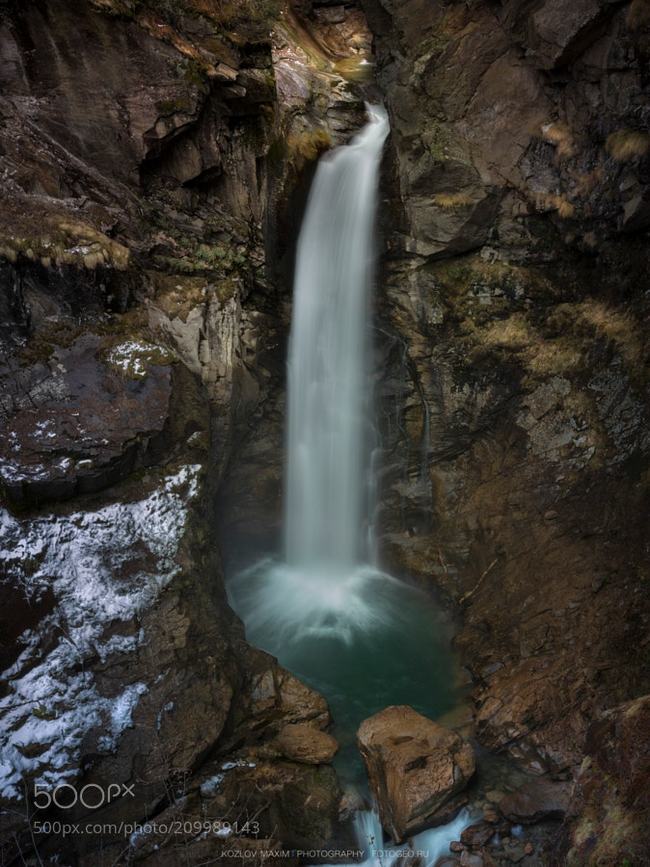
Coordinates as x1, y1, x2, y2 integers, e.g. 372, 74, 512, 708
1, 0, 649, 864
0, 0, 366, 863
360, 0, 650, 859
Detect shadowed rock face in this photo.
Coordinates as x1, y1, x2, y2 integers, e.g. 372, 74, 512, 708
498, 778, 572, 825
555, 693, 650, 864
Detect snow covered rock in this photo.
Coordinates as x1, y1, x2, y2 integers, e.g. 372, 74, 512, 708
0, 464, 206, 801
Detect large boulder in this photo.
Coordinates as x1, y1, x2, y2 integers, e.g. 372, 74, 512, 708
526, 0, 611, 69
0, 333, 179, 507
357, 705, 475, 842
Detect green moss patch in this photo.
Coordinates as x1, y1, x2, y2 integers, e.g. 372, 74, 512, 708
0, 218, 130, 271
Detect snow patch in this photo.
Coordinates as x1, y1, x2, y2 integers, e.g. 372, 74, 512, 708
155, 701, 174, 733
106, 340, 169, 379
199, 774, 225, 798
221, 759, 256, 770
198, 758, 256, 799
0, 465, 201, 801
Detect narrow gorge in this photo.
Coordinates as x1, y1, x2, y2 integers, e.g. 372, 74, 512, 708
0, 0, 649, 865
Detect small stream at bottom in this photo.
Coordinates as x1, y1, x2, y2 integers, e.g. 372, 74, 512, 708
228, 560, 473, 865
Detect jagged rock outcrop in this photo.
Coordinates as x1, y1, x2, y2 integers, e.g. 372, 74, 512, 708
357, 705, 475, 841
498, 779, 572, 825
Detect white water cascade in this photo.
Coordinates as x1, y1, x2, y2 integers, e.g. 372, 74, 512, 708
230, 105, 400, 645
341, 808, 471, 867
285, 103, 388, 573
228, 105, 470, 860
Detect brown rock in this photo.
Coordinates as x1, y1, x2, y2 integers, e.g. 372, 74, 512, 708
0, 334, 176, 507
273, 723, 338, 765
499, 778, 571, 823
556, 694, 650, 863
461, 822, 495, 848
528, 0, 607, 69
357, 705, 475, 842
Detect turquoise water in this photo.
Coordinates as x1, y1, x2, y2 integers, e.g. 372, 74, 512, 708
228, 561, 456, 783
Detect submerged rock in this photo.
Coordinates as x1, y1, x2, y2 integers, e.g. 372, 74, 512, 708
357, 705, 475, 842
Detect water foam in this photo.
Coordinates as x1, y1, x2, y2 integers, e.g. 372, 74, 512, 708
229, 559, 401, 644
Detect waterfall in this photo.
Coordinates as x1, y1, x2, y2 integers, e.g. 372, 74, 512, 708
285, 104, 389, 573
227, 105, 469, 862
228, 106, 400, 645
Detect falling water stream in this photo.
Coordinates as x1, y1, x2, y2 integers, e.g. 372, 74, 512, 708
228, 106, 467, 864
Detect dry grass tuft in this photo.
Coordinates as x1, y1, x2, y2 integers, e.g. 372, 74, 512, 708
526, 341, 583, 376
541, 121, 575, 159
480, 314, 584, 376
606, 129, 650, 161
483, 314, 532, 350
537, 193, 575, 218
432, 191, 475, 209
572, 167, 604, 197
555, 197, 575, 219
578, 300, 643, 366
